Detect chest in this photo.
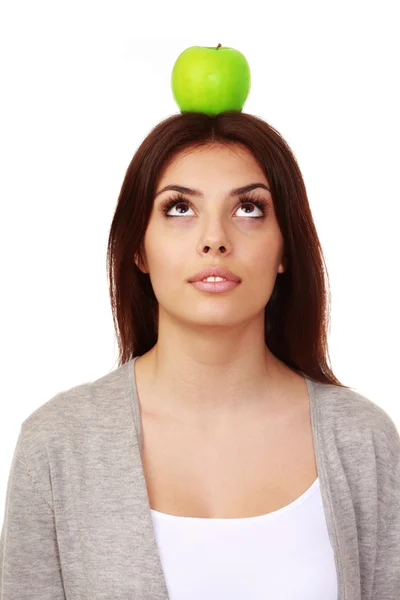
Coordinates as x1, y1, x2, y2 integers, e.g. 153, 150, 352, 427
140, 392, 318, 519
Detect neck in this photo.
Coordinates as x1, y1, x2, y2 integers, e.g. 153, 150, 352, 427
134, 329, 299, 428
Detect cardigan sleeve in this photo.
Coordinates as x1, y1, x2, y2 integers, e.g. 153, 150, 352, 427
0, 426, 66, 599
371, 422, 400, 599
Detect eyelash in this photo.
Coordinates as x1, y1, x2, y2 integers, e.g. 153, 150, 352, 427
159, 193, 269, 219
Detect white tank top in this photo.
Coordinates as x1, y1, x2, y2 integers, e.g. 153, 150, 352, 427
150, 477, 338, 599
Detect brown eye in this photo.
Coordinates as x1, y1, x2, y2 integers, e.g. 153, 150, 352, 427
235, 202, 264, 217
164, 202, 194, 216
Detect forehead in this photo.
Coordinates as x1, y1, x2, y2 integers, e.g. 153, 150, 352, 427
158, 144, 267, 185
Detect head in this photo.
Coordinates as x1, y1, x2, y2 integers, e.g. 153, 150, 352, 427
107, 111, 349, 388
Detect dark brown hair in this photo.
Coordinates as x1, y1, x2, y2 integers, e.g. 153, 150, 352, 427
106, 111, 350, 389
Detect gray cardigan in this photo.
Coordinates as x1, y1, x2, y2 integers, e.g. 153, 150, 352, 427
0, 356, 399, 600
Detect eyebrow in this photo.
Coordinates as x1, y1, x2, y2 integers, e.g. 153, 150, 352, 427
154, 182, 270, 198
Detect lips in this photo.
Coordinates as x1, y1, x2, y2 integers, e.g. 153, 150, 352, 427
188, 266, 241, 283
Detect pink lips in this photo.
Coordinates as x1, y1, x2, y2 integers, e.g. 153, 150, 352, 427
188, 266, 241, 283
190, 279, 241, 293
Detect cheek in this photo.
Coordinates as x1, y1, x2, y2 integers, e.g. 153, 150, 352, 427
145, 242, 184, 284
249, 229, 284, 266
146, 225, 192, 270
144, 225, 174, 267
244, 242, 275, 272
243, 242, 283, 288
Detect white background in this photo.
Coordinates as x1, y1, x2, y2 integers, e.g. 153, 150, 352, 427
0, 0, 399, 513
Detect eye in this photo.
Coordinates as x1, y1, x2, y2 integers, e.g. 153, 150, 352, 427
159, 193, 269, 219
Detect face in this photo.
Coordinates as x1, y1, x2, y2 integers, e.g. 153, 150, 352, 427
135, 143, 286, 330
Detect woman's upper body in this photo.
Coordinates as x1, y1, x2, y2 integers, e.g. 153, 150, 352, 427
3, 124, 399, 599
0, 355, 399, 600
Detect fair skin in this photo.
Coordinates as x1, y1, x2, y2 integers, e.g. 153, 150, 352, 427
134, 143, 304, 435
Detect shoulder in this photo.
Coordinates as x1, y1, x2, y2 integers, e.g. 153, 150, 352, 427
308, 377, 400, 457
19, 360, 133, 448
10, 361, 133, 509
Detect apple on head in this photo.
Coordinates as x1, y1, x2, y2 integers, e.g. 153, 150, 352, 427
171, 43, 251, 116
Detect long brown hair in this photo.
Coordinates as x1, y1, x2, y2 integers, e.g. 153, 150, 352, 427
106, 111, 350, 389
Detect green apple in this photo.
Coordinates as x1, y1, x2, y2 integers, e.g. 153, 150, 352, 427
171, 43, 251, 116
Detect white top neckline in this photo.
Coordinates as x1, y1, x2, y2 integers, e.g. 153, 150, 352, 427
150, 476, 320, 522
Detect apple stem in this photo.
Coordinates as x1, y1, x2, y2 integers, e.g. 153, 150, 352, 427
216, 43, 222, 50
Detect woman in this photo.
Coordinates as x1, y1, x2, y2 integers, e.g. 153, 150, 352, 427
1, 111, 399, 599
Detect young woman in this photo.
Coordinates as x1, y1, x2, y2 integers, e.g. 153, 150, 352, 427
1, 111, 399, 600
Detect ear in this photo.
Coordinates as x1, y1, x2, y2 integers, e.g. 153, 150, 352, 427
134, 251, 148, 274
278, 255, 288, 273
